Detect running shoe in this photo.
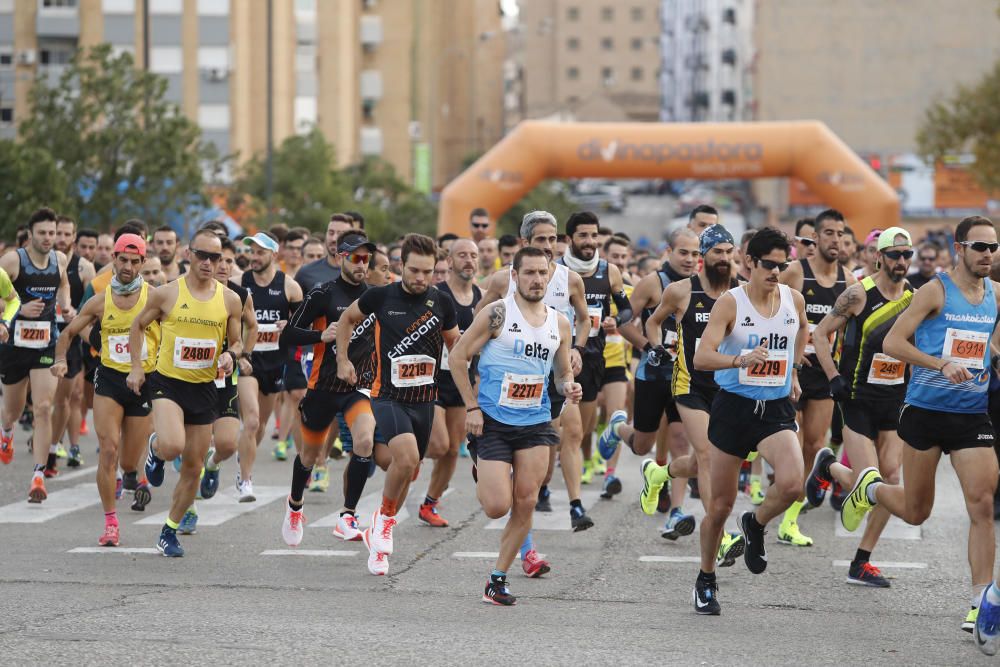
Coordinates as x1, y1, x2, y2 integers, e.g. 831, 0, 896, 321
535, 487, 552, 512
656, 481, 671, 514
841, 466, 881, 532
55, 443, 68, 459
716, 532, 745, 568
67, 444, 83, 468
237, 476, 256, 503
829, 481, 847, 512
688, 477, 700, 499
282, 501, 305, 547
777, 520, 813, 547
131, 481, 151, 512
156, 526, 184, 557
977, 589, 1000, 655
308, 465, 329, 493
333, 513, 363, 541
370, 508, 396, 554
122, 471, 138, 492
98, 522, 120, 547
639, 459, 667, 515
28, 476, 47, 503
591, 452, 607, 476
145, 434, 165, 487
581, 458, 594, 485
330, 437, 344, 460
965, 606, 979, 634
693, 577, 721, 615
43, 465, 59, 479
200, 465, 220, 500
115, 474, 123, 500
273, 440, 288, 461
0, 430, 12, 464
749, 479, 765, 506
418, 502, 449, 527
570, 506, 594, 532
79, 417, 88, 436
178, 506, 198, 535
847, 560, 890, 588
361, 528, 388, 576
459, 441, 469, 458
598, 409, 628, 460
483, 576, 517, 606
600, 474, 622, 499
661, 508, 696, 541
739, 511, 767, 574
521, 549, 550, 578
805, 447, 835, 508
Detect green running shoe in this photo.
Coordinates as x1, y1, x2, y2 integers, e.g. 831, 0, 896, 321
841, 467, 881, 532
273, 439, 288, 461
716, 531, 745, 568
639, 459, 667, 515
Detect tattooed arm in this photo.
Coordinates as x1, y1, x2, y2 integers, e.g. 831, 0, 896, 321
812, 282, 866, 380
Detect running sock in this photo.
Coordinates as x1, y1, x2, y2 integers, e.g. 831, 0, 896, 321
164, 518, 179, 530
569, 499, 584, 518
520, 531, 534, 559
985, 582, 1000, 606
866, 481, 882, 505
340, 510, 356, 517
782, 499, 805, 523
423, 495, 438, 506
289, 455, 313, 504
663, 461, 674, 481
33, 464, 45, 479
490, 569, 507, 582
697, 569, 716, 584
46, 445, 57, 468
381, 496, 399, 517
105, 511, 118, 525
1, 427, 11, 438
606, 466, 616, 476
345, 455, 372, 510
853, 548, 871, 565
205, 450, 220, 471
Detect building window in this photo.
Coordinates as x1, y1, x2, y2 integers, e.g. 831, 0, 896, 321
567, 6, 579, 21
0, 49, 12, 68
149, 47, 183, 73
149, 0, 182, 14
631, 66, 643, 81
198, 104, 229, 130
39, 47, 73, 66
0, 0, 13, 11
41, 0, 77, 7
197, 46, 228, 70
631, 7, 643, 21
631, 37, 643, 51
567, 37, 579, 51
102, 0, 134, 12
0, 107, 12, 125
601, 37, 613, 50
601, 67, 614, 84
197, 0, 229, 15
566, 66, 579, 80
601, 6, 613, 20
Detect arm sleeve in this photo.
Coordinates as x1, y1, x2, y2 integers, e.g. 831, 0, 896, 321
612, 289, 633, 327
357, 287, 384, 316
279, 289, 323, 347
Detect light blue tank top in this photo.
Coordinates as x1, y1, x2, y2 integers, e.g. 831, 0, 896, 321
906, 273, 996, 414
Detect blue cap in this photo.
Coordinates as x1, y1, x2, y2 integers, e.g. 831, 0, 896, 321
699, 224, 735, 255
242, 232, 280, 253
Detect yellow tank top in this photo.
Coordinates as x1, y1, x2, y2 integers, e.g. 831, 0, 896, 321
603, 282, 633, 369
155, 276, 228, 383
101, 283, 160, 374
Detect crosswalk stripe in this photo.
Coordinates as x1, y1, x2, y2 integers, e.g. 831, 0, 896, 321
309, 488, 453, 529
68, 547, 159, 555
50, 466, 98, 483
639, 556, 702, 563
260, 549, 358, 557
485, 490, 602, 531
0, 483, 101, 523
136, 485, 286, 526
832, 559, 927, 569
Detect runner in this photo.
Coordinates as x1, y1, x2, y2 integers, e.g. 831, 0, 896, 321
0, 208, 74, 501
335, 233, 460, 575
424, 239, 482, 527
50, 233, 159, 546
367, 249, 392, 287
793, 218, 816, 261
498, 234, 519, 269
688, 227, 808, 615
687, 205, 719, 235
152, 225, 183, 282
908, 242, 941, 290
131, 229, 244, 557
448, 246, 582, 605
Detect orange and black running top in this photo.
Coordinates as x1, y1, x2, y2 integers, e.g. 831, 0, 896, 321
358, 282, 457, 404
281, 275, 373, 394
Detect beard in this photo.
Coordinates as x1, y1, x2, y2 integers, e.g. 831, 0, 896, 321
517, 286, 545, 302
403, 278, 427, 294
571, 243, 595, 260
705, 260, 733, 289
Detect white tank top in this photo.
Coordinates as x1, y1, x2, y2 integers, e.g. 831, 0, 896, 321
506, 262, 574, 332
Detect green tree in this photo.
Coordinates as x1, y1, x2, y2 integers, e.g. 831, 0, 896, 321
343, 157, 437, 241
498, 180, 579, 236
19, 44, 217, 231
0, 139, 70, 238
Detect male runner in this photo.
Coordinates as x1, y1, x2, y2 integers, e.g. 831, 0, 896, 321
302, 238, 326, 265
908, 242, 941, 290
95, 234, 114, 270
690, 227, 808, 615
687, 205, 718, 235
424, 238, 481, 526
152, 225, 183, 282
131, 229, 243, 557
0, 208, 74, 501
368, 249, 392, 287
469, 208, 491, 243
449, 246, 582, 605
51, 234, 158, 545
498, 235, 519, 269
793, 218, 816, 261
335, 233, 460, 575
777, 208, 854, 546
282, 230, 306, 279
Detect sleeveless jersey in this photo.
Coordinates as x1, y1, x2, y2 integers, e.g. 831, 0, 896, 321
717, 284, 800, 401
438, 280, 482, 374
243, 270, 290, 371
100, 282, 160, 374
66, 254, 85, 309
838, 277, 913, 401
558, 258, 611, 355
477, 295, 560, 426
801, 259, 847, 361
636, 265, 677, 382
906, 273, 996, 413
217, 280, 248, 389
155, 276, 228, 383
9, 248, 60, 349
603, 281, 633, 369
673, 275, 739, 396
506, 262, 573, 328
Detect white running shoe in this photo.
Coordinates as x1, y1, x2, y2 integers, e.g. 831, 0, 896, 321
237, 477, 256, 503
282, 500, 305, 547
370, 508, 396, 554
362, 528, 389, 576
333, 513, 363, 541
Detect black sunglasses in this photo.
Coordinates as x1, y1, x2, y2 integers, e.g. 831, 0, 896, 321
918, 255, 936, 261
471, 223, 490, 229
959, 241, 1000, 253
882, 249, 914, 260
192, 249, 222, 263
794, 236, 816, 247
756, 258, 789, 272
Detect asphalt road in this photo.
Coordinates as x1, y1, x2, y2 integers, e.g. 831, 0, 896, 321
0, 416, 996, 666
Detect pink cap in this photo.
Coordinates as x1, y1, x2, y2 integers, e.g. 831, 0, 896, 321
113, 233, 147, 257
864, 229, 883, 246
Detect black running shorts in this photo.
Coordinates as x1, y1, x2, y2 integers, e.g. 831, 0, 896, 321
795, 365, 832, 407
469, 412, 560, 464
633, 378, 680, 433
372, 398, 434, 458
601, 365, 628, 387
216, 380, 240, 420
94, 365, 151, 418
577, 352, 606, 403
843, 398, 901, 441
300, 388, 371, 433
248, 364, 284, 396
708, 389, 798, 460
674, 385, 717, 414
147, 371, 218, 426
898, 403, 995, 454
435, 371, 465, 409
283, 357, 308, 392
62, 336, 83, 380
0, 343, 56, 386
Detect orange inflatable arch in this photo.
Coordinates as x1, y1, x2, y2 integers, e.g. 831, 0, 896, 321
437, 120, 899, 241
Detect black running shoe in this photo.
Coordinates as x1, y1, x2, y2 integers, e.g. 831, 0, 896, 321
122, 471, 139, 492
739, 510, 768, 574
482, 576, 517, 606
693, 578, 721, 615
829, 482, 847, 512
535, 488, 553, 513
805, 447, 835, 508
847, 560, 890, 588
688, 477, 700, 499
131, 482, 152, 512
570, 507, 594, 532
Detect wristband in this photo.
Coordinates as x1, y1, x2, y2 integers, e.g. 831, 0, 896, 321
467, 406, 482, 413
939, 360, 950, 372
731, 355, 740, 368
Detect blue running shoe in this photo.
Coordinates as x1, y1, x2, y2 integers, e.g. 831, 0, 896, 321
661, 508, 696, 541
145, 434, 165, 487
178, 506, 198, 535
156, 526, 184, 557
600, 474, 622, 499
172, 456, 182, 473
459, 441, 469, 458
976, 586, 1000, 656
200, 447, 220, 499
598, 410, 628, 461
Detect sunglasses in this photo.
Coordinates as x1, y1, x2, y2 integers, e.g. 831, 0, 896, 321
918, 255, 936, 261
342, 251, 370, 264
882, 249, 914, 260
794, 236, 816, 247
192, 249, 222, 263
959, 241, 1000, 253
757, 258, 789, 272
471, 223, 490, 229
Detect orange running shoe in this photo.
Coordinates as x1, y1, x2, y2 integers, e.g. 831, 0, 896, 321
99, 522, 120, 547
0, 430, 13, 464
79, 417, 89, 436
418, 502, 449, 527
28, 476, 47, 503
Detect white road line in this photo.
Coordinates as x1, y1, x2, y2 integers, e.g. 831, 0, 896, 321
833, 514, 921, 540
68, 547, 160, 555
832, 560, 927, 569
136, 485, 286, 526
50, 466, 98, 483
260, 549, 358, 557
639, 556, 702, 564
0, 483, 101, 523
486, 490, 603, 531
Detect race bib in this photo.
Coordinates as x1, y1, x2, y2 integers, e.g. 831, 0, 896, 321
172, 337, 217, 370
390, 354, 436, 387
739, 349, 789, 387
255, 323, 280, 352
13, 320, 50, 349
440, 343, 450, 371
108, 334, 148, 364
499, 372, 545, 408
867, 352, 905, 385
942, 328, 988, 370
587, 305, 603, 338
804, 323, 833, 356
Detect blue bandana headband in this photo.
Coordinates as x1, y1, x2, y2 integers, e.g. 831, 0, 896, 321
699, 224, 735, 255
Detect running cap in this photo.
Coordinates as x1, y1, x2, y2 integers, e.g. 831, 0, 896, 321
338, 232, 376, 254
113, 233, 146, 257
864, 229, 883, 246
242, 232, 280, 253
877, 226, 912, 251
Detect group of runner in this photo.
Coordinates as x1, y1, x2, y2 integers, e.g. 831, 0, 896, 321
4, 204, 1000, 654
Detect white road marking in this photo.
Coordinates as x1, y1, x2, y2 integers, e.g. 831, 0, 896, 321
486, 490, 602, 531
0, 483, 101, 523
260, 549, 358, 557
310, 488, 454, 529
68, 547, 159, 555
50, 466, 98, 483
832, 560, 927, 569
136, 485, 286, 526
639, 556, 702, 563
833, 513, 921, 540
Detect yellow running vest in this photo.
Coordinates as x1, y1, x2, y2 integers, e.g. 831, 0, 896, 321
603, 282, 633, 370
155, 277, 228, 383
101, 282, 160, 374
